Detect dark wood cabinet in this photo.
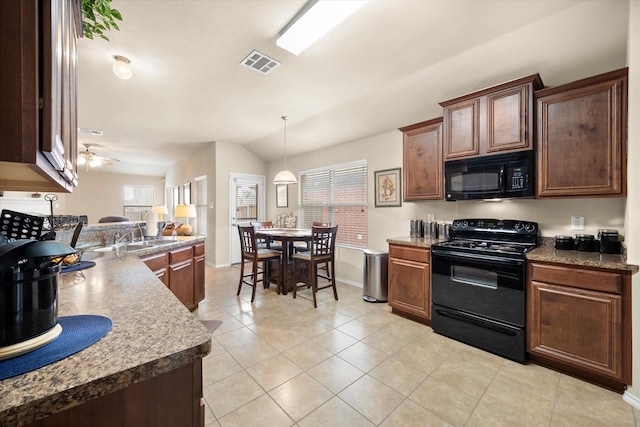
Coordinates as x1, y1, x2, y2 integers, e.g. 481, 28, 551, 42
527, 261, 631, 391
388, 244, 431, 323
440, 74, 543, 160
26, 359, 204, 427
399, 118, 443, 201
194, 243, 206, 303
0, 0, 80, 192
536, 68, 627, 198
141, 242, 206, 311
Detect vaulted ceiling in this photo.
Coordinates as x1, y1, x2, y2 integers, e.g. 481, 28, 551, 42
76, 0, 630, 176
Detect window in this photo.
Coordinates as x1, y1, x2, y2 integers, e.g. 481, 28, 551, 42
195, 176, 207, 236
299, 160, 367, 248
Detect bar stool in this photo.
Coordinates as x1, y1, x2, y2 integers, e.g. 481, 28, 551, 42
292, 225, 338, 308
237, 225, 282, 302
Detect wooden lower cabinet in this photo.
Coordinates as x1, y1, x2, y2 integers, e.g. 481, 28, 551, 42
141, 242, 205, 311
26, 359, 204, 427
527, 261, 631, 391
388, 244, 431, 323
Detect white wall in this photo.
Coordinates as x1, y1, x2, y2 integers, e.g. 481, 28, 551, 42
267, 127, 628, 285
35, 170, 164, 224
623, 0, 640, 406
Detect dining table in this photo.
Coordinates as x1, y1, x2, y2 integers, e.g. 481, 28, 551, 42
255, 228, 311, 295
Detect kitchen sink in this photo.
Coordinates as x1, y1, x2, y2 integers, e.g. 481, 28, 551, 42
91, 240, 177, 252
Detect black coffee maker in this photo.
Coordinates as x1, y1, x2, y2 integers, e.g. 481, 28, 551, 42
598, 229, 621, 254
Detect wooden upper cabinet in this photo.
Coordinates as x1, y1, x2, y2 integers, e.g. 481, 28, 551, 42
536, 68, 627, 198
440, 74, 543, 160
0, 0, 80, 192
399, 118, 443, 201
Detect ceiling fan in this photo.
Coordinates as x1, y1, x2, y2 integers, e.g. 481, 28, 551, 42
77, 144, 119, 171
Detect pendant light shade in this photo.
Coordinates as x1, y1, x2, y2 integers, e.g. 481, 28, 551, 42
274, 116, 297, 185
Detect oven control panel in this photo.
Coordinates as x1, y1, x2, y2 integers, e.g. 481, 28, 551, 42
451, 219, 538, 235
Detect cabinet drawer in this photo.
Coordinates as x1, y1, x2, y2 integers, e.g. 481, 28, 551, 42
194, 242, 205, 256
389, 245, 430, 263
529, 262, 621, 294
141, 252, 167, 271
169, 246, 193, 264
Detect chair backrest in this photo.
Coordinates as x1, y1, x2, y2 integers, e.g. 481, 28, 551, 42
310, 226, 338, 258
251, 221, 273, 229
238, 225, 258, 256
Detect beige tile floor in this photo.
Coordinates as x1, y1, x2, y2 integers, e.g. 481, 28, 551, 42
193, 264, 639, 426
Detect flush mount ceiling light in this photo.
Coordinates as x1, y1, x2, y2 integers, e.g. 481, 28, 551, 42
276, 0, 367, 55
273, 116, 297, 185
112, 55, 132, 79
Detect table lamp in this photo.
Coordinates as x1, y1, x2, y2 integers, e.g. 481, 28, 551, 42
174, 204, 197, 236
153, 205, 169, 221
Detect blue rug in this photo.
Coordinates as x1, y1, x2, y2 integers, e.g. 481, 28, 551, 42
0, 315, 112, 380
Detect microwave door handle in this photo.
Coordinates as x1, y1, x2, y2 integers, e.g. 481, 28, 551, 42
499, 164, 505, 192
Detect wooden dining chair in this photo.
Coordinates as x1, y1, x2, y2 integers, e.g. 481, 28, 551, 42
294, 221, 332, 280
237, 225, 282, 302
251, 221, 282, 250
292, 225, 338, 308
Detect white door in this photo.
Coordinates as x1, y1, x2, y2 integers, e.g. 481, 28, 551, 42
229, 174, 266, 264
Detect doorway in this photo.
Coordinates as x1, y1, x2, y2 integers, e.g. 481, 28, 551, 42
229, 173, 266, 264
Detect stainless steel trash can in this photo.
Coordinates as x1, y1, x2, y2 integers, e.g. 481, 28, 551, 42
363, 249, 388, 303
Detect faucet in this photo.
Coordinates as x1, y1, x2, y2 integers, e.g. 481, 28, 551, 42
115, 231, 134, 245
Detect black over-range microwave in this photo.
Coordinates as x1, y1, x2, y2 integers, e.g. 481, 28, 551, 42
444, 151, 534, 201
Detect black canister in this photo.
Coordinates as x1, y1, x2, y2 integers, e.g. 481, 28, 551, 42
575, 234, 596, 252
598, 229, 621, 254
554, 235, 574, 250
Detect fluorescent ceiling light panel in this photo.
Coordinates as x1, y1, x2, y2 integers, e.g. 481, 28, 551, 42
277, 0, 366, 55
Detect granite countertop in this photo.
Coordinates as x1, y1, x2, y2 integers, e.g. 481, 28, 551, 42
386, 236, 446, 248
0, 250, 212, 426
85, 235, 206, 257
527, 246, 639, 273
387, 235, 638, 274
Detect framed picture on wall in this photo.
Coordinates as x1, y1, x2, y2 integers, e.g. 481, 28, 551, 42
374, 168, 402, 207
276, 184, 288, 208
183, 183, 191, 204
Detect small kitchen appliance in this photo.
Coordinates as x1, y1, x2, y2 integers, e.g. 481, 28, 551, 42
431, 218, 538, 362
444, 151, 534, 201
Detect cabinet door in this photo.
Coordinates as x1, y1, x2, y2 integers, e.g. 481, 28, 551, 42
194, 255, 205, 303
536, 69, 627, 197
169, 261, 195, 310
528, 280, 623, 382
388, 257, 430, 321
41, 0, 79, 186
442, 98, 480, 160
401, 119, 443, 200
487, 85, 530, 153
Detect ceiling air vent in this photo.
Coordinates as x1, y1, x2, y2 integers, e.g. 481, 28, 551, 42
78, 128, 103, 136
241, 50, 281, 74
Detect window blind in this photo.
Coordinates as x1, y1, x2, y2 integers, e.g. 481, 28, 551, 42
299, 160, 367, 248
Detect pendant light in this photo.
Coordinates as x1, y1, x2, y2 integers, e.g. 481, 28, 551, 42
273, 116, 298, 185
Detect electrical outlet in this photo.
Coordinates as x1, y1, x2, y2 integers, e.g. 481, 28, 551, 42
357, 234, 363, 240
571, 216, 584, 230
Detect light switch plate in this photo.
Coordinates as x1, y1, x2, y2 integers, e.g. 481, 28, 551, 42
571, 216, 584, 230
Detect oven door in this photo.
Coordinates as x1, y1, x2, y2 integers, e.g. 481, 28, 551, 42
431, 248, 525, 326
